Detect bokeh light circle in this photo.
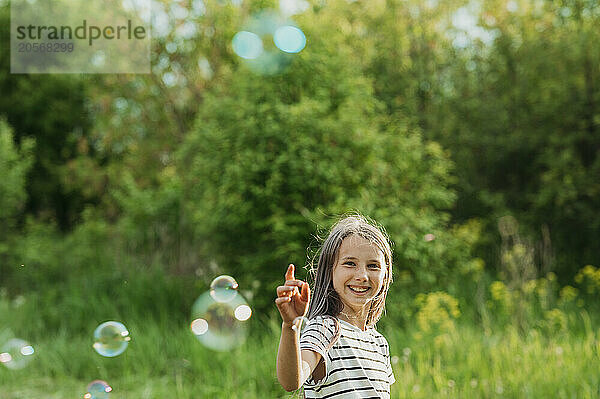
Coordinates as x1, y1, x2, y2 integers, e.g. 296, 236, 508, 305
93, 321, 130, 357
232, 31, 263, 60
210, 275, 239, 303
0, 338, 35, 370
85, 380, 112, 399
191, 318, 209, 335
234, 304, 252, 321
191, 290, 251, 351
273, 25, 306, 53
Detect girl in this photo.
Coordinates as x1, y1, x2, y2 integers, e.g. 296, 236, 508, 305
275, 214, 395, 398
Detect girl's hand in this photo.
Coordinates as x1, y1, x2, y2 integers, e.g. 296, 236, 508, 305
275, 264, 310, 326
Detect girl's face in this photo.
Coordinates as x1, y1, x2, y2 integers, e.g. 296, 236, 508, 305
332, 234, 386, 314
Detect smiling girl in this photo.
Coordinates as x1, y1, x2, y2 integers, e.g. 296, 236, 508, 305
275, 213, 395, 398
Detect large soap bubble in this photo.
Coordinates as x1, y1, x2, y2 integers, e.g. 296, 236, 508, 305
93, 321, 131, 357
191, 290, 251, 351
0, 338, 35, 370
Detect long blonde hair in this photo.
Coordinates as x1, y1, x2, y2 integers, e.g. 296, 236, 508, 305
306, 212, 394, 328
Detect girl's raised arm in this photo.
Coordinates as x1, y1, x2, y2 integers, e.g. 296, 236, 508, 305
275, 264, 321, 391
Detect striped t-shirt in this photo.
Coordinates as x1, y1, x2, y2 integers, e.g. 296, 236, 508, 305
299, 316, 395, 398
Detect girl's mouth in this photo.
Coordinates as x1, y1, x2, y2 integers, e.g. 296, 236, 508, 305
348, 286, 371, 295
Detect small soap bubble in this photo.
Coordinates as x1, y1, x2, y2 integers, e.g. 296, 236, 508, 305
0, 338, 35, 370
423, 233, 435, 242
273, 26, 306, 53
85, 380, 112, 399
191, 291, 249, 351
232, 31, 263, 60
292, 316, 308, 335
210, 275, 239, 303
93, 321, 130, 357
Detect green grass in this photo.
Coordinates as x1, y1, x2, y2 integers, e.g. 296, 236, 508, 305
1, 307, 599, 398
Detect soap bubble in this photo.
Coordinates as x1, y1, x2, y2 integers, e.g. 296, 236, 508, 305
234, 10, 301, 75
84, 380, 112, 399
210, 275, 239, 303
191, 290, 251, 351
273, 26, 306, 53
232, 31, 263, 59
0, 338, 35, 370
93, 321, 130, 357
423, 233, 435, 242
292, 316, 308, 335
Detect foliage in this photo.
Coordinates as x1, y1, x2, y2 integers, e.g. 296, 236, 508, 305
0, 119, 34, 241
0, 4, 94, 230
171, 9, 481, 313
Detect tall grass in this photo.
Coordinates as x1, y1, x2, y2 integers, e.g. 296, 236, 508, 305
1, 302, 599, 398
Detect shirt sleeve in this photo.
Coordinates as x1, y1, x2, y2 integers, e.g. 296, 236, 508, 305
299, 316, 337, 386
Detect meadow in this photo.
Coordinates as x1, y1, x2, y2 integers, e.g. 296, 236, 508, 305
1, 303, 599, 398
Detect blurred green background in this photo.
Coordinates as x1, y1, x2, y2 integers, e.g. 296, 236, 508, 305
1, 0, 599, 397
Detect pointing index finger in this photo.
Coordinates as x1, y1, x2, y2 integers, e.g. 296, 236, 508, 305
285, 263, 295, 282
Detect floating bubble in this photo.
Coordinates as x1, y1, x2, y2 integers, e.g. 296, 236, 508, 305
235, 10, 297, 75
93, 321, 130, 357
232, 31, 263, 60
210, 275, 239, 303
292, 316, 308, 335
0, 338, 35, 370
191, 291, 251, 351
423, 233, 435, 242
273, 26, 306, 53
84, 380, 112, 399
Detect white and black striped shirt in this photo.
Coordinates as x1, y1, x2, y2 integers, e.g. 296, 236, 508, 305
300, 316, 395, 398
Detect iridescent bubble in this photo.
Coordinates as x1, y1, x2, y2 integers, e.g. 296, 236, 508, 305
292, 316, 308, 335
84, 380, 112, 399
273, 26, 306, 53
191, 291, 250, 351
232, 31, 263, 60
93, 321, 130, 357
0, 338, 35, 370
209, 275, 239, 303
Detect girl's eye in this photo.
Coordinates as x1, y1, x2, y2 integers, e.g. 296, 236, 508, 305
344, 261, 356, 266
368, 264, 381, 269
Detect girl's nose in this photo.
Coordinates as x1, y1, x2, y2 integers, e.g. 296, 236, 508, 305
354, 266, 368, 281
